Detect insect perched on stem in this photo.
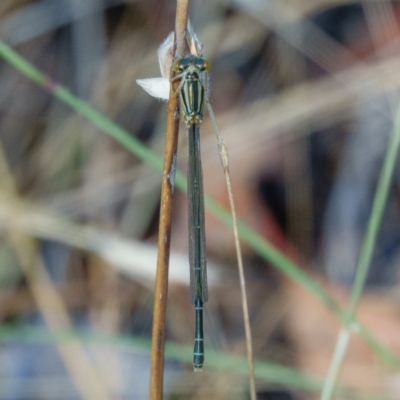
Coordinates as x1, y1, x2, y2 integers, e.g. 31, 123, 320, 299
138, 30, 215, 371
171, 55, 211, 370
137, 25, 253, 382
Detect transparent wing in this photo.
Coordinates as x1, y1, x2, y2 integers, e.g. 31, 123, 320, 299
157, 32, 175, 78
187, 19, 204, 57
136, 78, 170, 100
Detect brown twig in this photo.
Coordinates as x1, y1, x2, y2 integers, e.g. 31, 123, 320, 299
175, 0, 189, 58
207, 104, 257, 399
148, 1, 189, 399
225, 168, 257, 400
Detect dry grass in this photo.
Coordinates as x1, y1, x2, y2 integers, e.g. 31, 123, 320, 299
1, 1, 400, 399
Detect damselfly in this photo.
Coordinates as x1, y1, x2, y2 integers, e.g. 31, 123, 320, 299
137, 24, 255, 396
137, 28, 246, 374
171, 56, 210, 371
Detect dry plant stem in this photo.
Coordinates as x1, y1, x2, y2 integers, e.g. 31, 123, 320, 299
224, 167, 257, 400
149, 1, 188, 399
175, 0, 189, 57
0, 147, 111, 400
207, 103, 257, 400
148, 87, 179, 400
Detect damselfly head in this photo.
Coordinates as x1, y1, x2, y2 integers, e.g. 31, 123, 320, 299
173, 57, 210, 73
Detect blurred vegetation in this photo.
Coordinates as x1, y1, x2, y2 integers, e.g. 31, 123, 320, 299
1, 1, 400, 399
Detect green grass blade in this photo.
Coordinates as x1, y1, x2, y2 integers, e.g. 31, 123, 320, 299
320, 103, 400, 400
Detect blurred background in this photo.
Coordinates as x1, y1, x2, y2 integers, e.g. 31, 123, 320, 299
1, 0, 400, 399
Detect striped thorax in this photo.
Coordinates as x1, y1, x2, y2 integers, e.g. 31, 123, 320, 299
172, 56, 210, 126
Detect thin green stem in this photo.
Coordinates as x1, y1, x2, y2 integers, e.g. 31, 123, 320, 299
348, 106, 400, 319
320, 328, 351, 400
320, 104, 400, 400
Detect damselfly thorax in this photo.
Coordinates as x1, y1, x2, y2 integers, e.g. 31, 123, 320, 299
172, 56, 210, 126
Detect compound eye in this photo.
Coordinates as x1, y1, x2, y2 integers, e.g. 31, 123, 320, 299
172, 58, 183, 72
194, 57, 209, 71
